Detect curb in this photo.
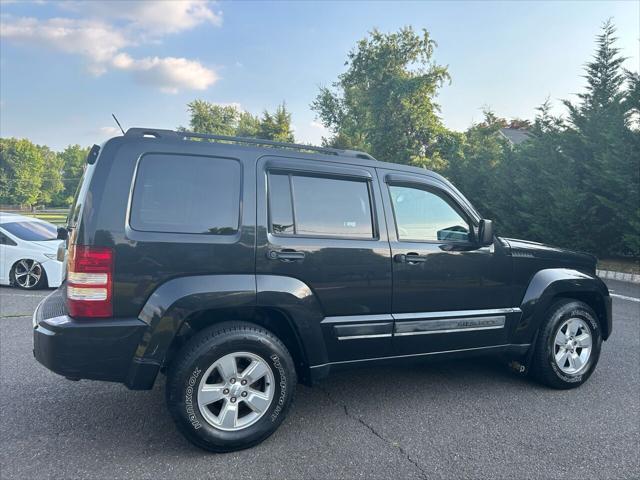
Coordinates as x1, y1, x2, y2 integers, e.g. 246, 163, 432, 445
596, 269, 640, 284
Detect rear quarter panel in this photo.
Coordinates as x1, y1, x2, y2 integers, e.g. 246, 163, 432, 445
77, 137, 257, 318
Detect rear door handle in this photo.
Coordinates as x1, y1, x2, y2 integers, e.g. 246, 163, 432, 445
394, 252, 427, 264
267, 249, 306, 261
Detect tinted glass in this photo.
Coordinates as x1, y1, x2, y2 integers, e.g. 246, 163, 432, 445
268, 173, 294, 234
292, 175, 373, 238
68, 166, 88, 228
130, 154, 241, 234
390, 185, 470, 242
1, 221, 57, 241
0, 232, 17, 246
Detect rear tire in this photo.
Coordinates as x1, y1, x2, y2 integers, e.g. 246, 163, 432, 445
166, 321, 297, 452
530, 299, 602, 389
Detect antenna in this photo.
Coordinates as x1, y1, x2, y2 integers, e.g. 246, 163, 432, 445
111, 113, 125, 135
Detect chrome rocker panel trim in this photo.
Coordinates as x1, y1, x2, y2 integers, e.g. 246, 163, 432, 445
310, 343, 531, 369
332, 308, 520, 340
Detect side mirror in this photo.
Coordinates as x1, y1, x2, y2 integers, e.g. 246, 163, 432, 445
478, 219, 494, 246
56, 226, 69, 241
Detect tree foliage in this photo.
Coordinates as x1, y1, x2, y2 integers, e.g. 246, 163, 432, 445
185, 101, 245, 136
56, 145, 89, 205
258, 103, 295, 142
38, 145, 63, 205
0, 139, 88, 208
1, 22, 637, 258
183, 100, 294, 142
558, 20, 639, 255
0, 138, 46, 206
314, 22, 638, 257
312, 27, 452, 169
444, 21, 639, 256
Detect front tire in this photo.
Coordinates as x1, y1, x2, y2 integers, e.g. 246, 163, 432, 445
530, 299, 602, 389
166, 321, 297, 452
10, 259, 47, 289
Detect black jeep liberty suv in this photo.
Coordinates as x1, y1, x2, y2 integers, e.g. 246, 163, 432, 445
33, 128, 612, 452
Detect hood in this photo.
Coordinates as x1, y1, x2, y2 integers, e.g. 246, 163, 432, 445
30, 240, 63, 253
502, 238, 597, 270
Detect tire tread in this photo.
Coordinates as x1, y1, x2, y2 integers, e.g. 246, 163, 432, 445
530, 298, 601, 389
166, 320, 296, 453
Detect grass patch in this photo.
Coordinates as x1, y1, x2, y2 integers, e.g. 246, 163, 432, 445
19, 212, 67, 225
598, 258, 640, 274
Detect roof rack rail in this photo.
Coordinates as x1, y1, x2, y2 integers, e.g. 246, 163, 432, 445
124, 128, 377, 161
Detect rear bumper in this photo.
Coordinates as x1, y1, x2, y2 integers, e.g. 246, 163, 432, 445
32, 289, 158, 389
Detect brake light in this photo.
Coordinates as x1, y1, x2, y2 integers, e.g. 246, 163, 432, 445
66, 245, 113, 318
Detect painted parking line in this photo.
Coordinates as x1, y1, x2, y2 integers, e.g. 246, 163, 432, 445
610, 293, 640, 303
0, 289, 48, 298
0, 293, 46, 298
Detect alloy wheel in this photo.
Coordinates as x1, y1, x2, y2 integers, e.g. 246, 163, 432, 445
197, 352, 275, 431
553, 317, 593, 375
14, 259, 42, 289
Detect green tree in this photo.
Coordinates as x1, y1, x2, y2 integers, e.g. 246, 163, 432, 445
258, 103, 294, 142
185, 100, 240, 136
445, 109, 511, 221
625, 70, 640, 127
507, 118, 532, 130
236, 111, 261, 137
623, 71, 640, 254
0, 138, 45, 207
498, 101, 580, 244
55, 145, 88, 205
182, 100, 294, 142
38, 144, 64, 205
560, 20, 639, 255
312, 27, 451, 168
448, 21, 639, 258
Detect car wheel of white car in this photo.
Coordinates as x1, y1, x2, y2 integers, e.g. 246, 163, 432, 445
10, 259, 47, 289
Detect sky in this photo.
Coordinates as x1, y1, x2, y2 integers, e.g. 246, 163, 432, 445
1, 0, 638, 151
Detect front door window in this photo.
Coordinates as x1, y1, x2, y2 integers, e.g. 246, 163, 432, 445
389, 185, 470, 243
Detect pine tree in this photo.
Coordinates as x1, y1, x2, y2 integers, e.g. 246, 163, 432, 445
561, 20, 638, 256
259, 103, 294, 142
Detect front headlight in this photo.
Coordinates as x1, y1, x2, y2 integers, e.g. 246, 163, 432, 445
44, 253, 58, 260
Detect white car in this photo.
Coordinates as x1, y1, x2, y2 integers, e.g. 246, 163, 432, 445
0, 213, 64, 289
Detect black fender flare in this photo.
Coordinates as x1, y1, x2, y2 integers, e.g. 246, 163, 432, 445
135, 274, 256, 363
512, 268, 612, 345
126, 274, 327, 389
256, 274, 328, 368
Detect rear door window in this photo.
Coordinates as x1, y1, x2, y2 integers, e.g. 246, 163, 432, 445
268, 172, 374, 238
268, 173, 295, 234
130, 154, 241, 234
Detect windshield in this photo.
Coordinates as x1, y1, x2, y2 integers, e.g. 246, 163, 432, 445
2, 221, 57, 241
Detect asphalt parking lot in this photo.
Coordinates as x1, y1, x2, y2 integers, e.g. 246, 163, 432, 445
1, 280, 638, 479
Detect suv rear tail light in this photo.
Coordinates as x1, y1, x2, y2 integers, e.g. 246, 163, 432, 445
66, 245, 113, 318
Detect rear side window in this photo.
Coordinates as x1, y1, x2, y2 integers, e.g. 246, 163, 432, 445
130, 154, 241, 234
268, 172, 374, 238
0, 231, 17, 246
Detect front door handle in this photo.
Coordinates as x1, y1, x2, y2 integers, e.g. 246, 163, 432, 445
394, 252, 427, 264
267, 249, 306, 261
